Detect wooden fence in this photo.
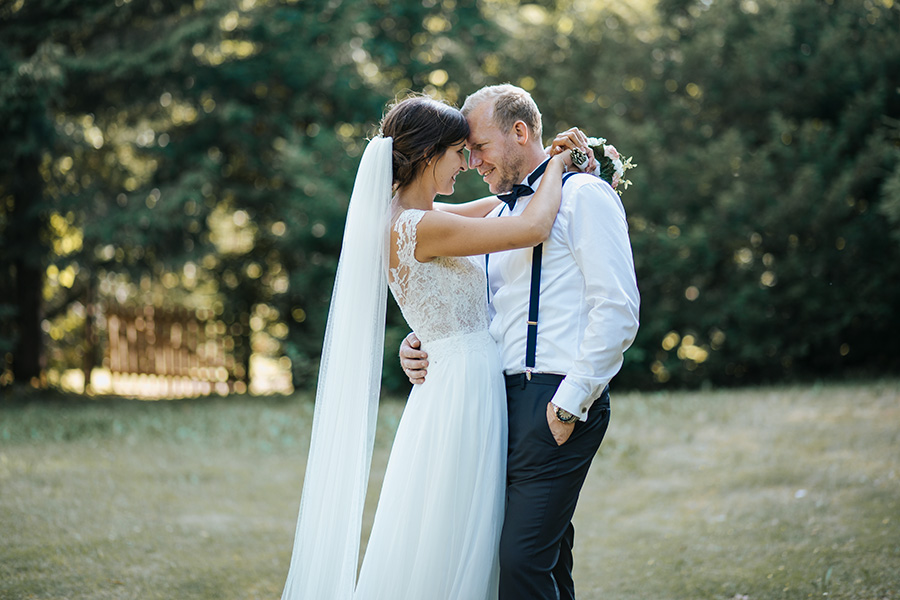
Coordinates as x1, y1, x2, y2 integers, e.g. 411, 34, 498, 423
103, 306, 246, 398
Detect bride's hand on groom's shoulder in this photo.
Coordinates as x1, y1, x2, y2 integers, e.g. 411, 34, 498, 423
547, 127, 598, 173
400, 332, 428, 385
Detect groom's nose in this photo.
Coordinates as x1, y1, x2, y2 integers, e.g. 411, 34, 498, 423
468, 151, 481, 169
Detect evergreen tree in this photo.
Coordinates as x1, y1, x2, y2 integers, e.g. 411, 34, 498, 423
494, 0, 900, 386
0, 0, 497, 391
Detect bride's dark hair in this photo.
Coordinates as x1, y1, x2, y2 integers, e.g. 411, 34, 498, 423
379, 95, 469, 190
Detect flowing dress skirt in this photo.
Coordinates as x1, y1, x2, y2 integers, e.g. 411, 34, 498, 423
353, 330, 507, 600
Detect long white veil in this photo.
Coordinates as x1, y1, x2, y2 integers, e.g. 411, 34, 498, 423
282, 136, 393, 599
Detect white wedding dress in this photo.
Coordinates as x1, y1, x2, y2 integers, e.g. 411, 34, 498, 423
352, 208, 507, 600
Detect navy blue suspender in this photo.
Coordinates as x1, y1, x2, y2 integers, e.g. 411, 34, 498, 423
488, 171, 579, 378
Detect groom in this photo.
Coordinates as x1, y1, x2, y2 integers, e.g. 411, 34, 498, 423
400, 84, 640, 599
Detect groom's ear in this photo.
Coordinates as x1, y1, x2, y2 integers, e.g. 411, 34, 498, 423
512, 120, 531, 145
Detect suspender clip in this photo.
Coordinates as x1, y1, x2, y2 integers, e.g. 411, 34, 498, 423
525, 368, 533, 381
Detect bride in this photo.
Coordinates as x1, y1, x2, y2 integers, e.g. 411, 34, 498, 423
281, 95, 577, 600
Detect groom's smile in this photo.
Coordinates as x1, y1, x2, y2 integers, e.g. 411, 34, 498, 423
480, 166, 508, 194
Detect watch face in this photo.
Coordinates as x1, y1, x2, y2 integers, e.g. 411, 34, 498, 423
556, 408, 576, 423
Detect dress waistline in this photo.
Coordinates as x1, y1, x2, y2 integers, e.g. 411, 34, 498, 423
421, 330, 495, 357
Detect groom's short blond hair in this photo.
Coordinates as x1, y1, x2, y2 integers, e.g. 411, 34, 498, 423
461, 84, 543, 142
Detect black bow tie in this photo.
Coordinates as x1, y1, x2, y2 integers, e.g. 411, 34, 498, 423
495, 159, 551, 210
497, 184, 535, 209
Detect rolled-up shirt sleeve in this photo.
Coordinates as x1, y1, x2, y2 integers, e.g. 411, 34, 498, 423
550, 180, 640, 421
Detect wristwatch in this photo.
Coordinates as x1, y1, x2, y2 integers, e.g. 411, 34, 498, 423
569, 147, 588, 171
553, 404, 578, 424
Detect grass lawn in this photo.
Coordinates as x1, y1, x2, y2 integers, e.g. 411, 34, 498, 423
1, 380, 897, 599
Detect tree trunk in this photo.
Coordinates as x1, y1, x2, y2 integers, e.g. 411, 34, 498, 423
82, 275, 96, 391
10, 152, 45, 384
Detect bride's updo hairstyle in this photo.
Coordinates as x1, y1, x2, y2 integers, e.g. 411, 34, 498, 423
379, 95, 469, 190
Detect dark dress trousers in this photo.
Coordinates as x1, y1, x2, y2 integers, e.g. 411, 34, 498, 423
499, 373, 611, 600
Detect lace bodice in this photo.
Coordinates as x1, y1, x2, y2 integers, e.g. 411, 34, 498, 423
388, 209, 490, 344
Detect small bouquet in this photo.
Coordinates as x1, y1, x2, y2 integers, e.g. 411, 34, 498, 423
570, 137, 636, 195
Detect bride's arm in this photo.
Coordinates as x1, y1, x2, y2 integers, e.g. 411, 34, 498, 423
433, 197, 500, 218
434, 127, 597, 217
412, 151, 572, 261
431, 127, 592, 219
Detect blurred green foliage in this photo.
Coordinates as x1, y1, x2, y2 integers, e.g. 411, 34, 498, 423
1, 0, 898, 393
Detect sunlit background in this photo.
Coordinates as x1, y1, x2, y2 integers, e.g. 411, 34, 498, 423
2, 0, 899, 398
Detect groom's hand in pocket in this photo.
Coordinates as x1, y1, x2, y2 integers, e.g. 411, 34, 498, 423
399, 332, 429, 385
546, 402, 576, 446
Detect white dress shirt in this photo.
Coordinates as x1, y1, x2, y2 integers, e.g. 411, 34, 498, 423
486, 166, 640, 421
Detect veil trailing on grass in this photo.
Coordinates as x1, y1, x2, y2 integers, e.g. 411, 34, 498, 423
282, 136, 393, 600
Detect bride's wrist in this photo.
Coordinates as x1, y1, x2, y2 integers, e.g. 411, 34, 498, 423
548, 154, 567, 171
550, 150, 574, 170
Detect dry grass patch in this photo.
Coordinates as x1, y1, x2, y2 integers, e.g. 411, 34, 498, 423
573, 381, 900, 600
1, 381, 897, 599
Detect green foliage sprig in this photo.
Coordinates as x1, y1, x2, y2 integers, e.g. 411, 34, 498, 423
586, 136, 636, 195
